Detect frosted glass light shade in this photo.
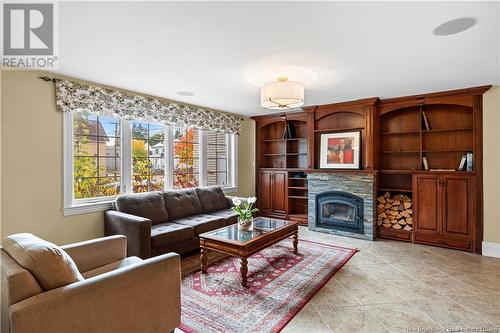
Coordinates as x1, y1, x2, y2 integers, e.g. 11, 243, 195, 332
260, 79, 304, 109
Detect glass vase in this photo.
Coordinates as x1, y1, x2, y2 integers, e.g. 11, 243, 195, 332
238, 216, 254, 232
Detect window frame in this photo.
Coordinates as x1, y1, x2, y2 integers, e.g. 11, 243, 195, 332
63, 112, 238, 216
172, 126, 202, 189
131, 121, 167, 193
203, 131, 230, 188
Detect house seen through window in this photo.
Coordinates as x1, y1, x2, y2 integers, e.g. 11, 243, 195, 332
132, 122, 166, 193
69, 113, 235, 203
73, 114, 120, 199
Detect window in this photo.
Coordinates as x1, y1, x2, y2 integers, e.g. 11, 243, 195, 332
173, 127, 200, 189
132, 122, 166, 192
64, 112, 237, 215
73, 114, 120, 199
206, 132, 228, 186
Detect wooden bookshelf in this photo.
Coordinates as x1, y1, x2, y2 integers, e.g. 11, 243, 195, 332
374, 86, 489, 251
255, 113, 309, 225
287, 171, 308, 224
258, 116, 308, 169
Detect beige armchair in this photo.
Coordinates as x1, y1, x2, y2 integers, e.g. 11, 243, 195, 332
1, 235, 181, 333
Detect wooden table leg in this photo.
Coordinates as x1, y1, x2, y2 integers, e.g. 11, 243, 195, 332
200, 247, 208, 273
240, 257, 248, 287
292, 230, 298, 255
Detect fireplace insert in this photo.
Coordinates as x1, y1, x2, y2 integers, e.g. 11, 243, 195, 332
315, 191, 364, 234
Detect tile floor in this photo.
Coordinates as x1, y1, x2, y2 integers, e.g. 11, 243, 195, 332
177, 226, 500, 333
282, 227, 500, 333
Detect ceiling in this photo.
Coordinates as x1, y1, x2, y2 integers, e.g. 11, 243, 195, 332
56, 2, 500, 117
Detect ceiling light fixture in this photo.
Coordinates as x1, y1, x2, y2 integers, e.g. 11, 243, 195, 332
433, 17, 476, 36
261, 77, 304, 110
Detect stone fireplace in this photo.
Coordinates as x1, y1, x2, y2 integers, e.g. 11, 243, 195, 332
308, 172, 375, 240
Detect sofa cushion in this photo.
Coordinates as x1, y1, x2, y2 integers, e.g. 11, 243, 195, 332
173, 214, 226, 236
2, 233, 84, 291
163, 189, 202, 220
151, 223, 195, 248
209, 209, 239, 226
1, 249, 43, 306
81, 256, 143, 279
195, 186, 228, 213
115, 191, 168, 225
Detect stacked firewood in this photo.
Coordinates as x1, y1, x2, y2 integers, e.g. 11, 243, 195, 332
377, 192, 413, 231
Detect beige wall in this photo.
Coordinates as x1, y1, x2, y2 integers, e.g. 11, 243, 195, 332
483, 86, 500, 244
233, 118, 256, 198
0, 70, 254, 245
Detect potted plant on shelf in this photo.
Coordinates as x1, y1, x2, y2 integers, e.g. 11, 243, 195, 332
232, 197, 258, 231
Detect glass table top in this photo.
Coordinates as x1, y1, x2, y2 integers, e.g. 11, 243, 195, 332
200, 217, 294, 243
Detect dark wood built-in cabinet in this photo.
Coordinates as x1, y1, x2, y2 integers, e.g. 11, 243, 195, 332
259, 170, 288, 217
374, 86, 487, 252
255, 113, 309, 224
253, 85, 490, 253
413, 174, 474, 251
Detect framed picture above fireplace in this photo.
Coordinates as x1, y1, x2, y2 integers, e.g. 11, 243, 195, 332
319, 131, 361, 169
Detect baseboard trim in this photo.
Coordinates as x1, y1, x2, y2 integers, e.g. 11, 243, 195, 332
482, 241, 500, 258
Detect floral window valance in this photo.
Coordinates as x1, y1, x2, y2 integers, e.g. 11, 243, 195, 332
55, 79, 243, 134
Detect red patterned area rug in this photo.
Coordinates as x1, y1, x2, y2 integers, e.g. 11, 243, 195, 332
179, 239, 357, 333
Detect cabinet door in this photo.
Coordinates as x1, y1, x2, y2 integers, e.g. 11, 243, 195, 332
441, 175, 473, 248
413, 174, 474, 251
259, 171, 273, 213
413, 175, 440, 239
271, 171, 287, 214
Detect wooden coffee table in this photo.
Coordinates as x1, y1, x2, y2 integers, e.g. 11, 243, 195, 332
199, 217, 299, 287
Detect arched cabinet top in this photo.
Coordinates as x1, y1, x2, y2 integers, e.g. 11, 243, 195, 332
378, 85, 491, 115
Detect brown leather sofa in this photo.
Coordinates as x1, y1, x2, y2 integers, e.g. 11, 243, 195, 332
105, 186, 238, 258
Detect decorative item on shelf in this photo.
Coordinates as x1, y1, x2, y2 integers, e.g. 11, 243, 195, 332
319, 131, 361, 169
232, 197, 258, 232
282, 122, 295, 140
377, 192, 413, 231
422, 156, 429, 171
272, 159, 284, 168
261, 77, 304, 110
458, 154, 467, 171
422, 110, 432, 131
466, 152, 473, 171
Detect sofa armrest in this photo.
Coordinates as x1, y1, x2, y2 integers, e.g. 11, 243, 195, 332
61, 235, 127, 272
9, 253, 181, 333
104, 211, 152, 258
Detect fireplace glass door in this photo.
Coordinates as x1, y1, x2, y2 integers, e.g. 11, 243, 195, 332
316, 191, 364, 234
322, 202, 356, 222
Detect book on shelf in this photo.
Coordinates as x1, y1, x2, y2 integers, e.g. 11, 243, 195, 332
466, 152, 473, 171
429, 169, 455, 172
288, 123, 296, 138
281, 123, 295, 140
458, 154, 467, 171
422, 157, 429, 171
422, 111, 432, 131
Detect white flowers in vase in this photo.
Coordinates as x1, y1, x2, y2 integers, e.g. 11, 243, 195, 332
232, 197, 258, 231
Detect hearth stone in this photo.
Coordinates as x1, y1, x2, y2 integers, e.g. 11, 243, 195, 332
308, 172, 375, 240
